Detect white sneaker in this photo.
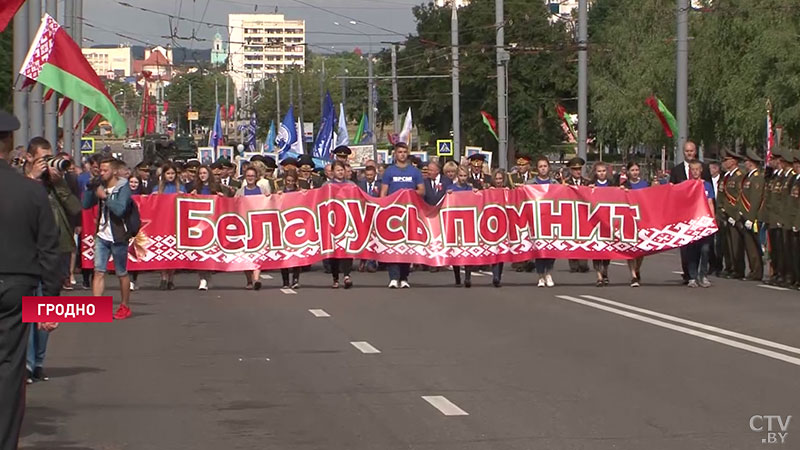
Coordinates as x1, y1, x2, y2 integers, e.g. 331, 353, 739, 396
388, 280, 399, 289
198, 279, 208, 290
129, 281, 135, 291
400, 281, 411, 289
545, 273, 554, 287
537, 278, 546, 287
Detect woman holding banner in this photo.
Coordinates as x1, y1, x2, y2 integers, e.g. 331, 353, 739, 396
236, 167, 270, 290
589, 161, 616, 287
191, 166, 226, 291
527, 155, 557, 288
154, 162, 185, 290
488, 168, 508, 287
325, 161, 355, 288
448, 165, 478, 287
621, 161, 649, 287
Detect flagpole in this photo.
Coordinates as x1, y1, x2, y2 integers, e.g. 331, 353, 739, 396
13, 0, 30, 148
72, 0, 83, 153
62, 0, 75, 157
44, 0, 58, 146
29, 0, 44, 142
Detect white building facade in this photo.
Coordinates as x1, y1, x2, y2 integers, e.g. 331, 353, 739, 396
81, 46, 132, 78
228, 14, 305, 95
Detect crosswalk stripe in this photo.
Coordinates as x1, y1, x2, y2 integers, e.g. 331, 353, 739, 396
280, 288, 297, 295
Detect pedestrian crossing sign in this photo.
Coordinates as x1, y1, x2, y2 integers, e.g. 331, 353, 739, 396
80, 137, 95, 154
437, 139, 453, 157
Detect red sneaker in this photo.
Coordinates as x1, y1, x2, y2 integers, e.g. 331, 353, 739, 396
113, 305, 131, 320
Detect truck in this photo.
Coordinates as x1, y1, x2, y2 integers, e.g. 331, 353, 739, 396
142, 134, 198, 163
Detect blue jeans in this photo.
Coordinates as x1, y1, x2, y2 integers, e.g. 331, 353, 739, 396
27, 284, 49, 372
387, 263, 410, 282
687, 236, 712, 281
535, 259, 555, 275
492, 263, 504, 281
94, 237, 129, 276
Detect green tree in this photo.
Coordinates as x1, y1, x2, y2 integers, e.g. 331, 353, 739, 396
0, 25, 13, 112
166, 69, 232, 132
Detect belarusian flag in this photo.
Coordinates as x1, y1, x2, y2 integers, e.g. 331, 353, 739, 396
0, 0, 26, 32
19, 14, 126, 136
481, 111, 499, 142
645, 96, 677, 138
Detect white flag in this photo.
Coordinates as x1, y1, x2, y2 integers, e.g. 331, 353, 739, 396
336, 103, 349, 146
291, 120, 304, 154
398, 107, 413, 145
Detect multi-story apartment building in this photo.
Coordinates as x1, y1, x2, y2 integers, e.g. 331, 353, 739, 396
81, 45, 133, 78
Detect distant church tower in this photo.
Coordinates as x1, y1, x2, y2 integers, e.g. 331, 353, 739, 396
211, 32, 227, 66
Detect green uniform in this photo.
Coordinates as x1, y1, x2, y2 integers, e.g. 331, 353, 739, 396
508, 171, 532, 188
722, 167, 745, 278
764, 169, 784, 282
787, 174, 800, 286
738, 168, 764, 280
778, 169, 797, 284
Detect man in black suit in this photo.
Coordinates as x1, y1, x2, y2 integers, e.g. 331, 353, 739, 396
423, 160, 449, 205
135, 161, 154, 194
357, 165, 382, 198
669, 140, 712, 183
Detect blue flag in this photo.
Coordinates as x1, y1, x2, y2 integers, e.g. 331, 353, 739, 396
276, 105, 297, 159
209, 103, 223, 151
265, 120, 275, 154
313, 92, 335, 160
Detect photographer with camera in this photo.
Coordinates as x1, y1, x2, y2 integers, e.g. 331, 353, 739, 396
82, 157, 135, 320
23, 137, 81, 384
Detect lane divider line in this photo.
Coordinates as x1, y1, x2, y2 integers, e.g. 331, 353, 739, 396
610, 262, 627, 266
556, 295, 800, 367
758, 284, 791, 291
309, 309, 330, 317
580, 295, 800, 356
422, 396, 469, 416
350, 341, 381, 354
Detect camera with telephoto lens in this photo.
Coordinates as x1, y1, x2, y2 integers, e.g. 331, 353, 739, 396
43, 155, 71, 173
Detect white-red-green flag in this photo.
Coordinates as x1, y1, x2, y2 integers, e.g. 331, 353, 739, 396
766, 101, 774, 165
481, 111, 499, 142
19, 14, 126, 136
645, 96, 677, 139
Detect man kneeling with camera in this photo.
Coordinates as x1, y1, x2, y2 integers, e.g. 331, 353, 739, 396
82, 157, 134, 320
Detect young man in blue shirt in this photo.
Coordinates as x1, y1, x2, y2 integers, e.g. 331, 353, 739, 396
380, 142, 425, 288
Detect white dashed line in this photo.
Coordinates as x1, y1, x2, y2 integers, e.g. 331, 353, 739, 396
350, 341, 381, 354
610, 261, 627, 266
281, 288, 297, 295
556, 295, 800, 367
259, 274, 274, 280
309, 309, 330, 317
671, 271, 684, 275
421, 396, 469, 416
758, 284, 790, 291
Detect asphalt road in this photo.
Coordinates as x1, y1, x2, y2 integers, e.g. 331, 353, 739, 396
19, 250, 800, 450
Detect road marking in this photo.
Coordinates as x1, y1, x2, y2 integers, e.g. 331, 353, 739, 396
350, 341, 381, 354
610, 261, 627, 266
556, 295, 800, 367
281, 288, 297, 295
671, 271, 684, 275
471, 271, 486, 277
421, 396, 469, 416
309, 309, 330, 317
259, 274, 274, 280
478, 270, 494, 276
758, 284, 790, 291
580, 295, 800, 357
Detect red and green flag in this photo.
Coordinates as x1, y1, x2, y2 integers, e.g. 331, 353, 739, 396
0, 0, 26, 32
645, 95, 677, 139
19, 14, 126, 136
481, 110, 499, 141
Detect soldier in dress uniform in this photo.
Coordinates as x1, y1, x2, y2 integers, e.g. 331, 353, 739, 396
508, 154, 533, 187
297, 155, 323, 189
763, 147, 785, 284
777, 150, 797, 286
467, 153, 491, 189
720, 148, 746, 279
274, 157, 298, 192
767, 148, 795, 285
563, 157, 590, 273
786, 151, 800, 289
738, 148, 765, 281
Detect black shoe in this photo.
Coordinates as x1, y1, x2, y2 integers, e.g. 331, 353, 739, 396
33, 367, 48, 381
344, 276, 353, 289
254, 281, 262, 291
159, 279, 167, 290
81, 282, 91, 290
26, 369, 33, 384
291, 280, 300, 289
602, 276, 609, 286
167, 281, 175, 290
465, 279, 471, 288
596, 280, 604, 287
492, 278, 501, 288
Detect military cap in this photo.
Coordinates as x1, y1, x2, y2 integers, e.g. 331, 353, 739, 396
468, 153, 486, 163
298, 154, 315, 168
771, 146, 784, 158
249, 154, 266, 163
280, 157, 298, 167
745, 147, 763, 163
263, 155, 277, 169
0, 111, 20, 133
721, 148, 742, 160
567, 156, 586, 169
515, 153, 532, 165
221, 159, 235, 168
186, 160, 201, 168
332, 145, 352, 156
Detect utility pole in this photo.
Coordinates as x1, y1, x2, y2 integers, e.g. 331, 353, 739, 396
72, 0, 82, 153
577, 0, 588, 162
298, 70, 305, 153
44, 0, 58, 146
496, 0, 508, 169
391, 44, 399, 134
13, 1, 29, 148
63, 0, 74, 158
29, 0, 43, 139
451, 1, 461, 161
320, 59, 326, 118
675, 0, 689, 163
275, 78, 281, 124
188, 83, 193, 135
341, 70, 347, 111
225, 74, 229, 136
367, 52, 375, 144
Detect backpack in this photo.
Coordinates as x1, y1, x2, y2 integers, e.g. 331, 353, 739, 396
123, 200, 141, 239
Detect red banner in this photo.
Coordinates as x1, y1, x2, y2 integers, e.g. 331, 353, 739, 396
81, 182, 717, 271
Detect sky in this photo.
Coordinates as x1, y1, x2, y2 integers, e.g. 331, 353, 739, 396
82, 0, 421, 53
